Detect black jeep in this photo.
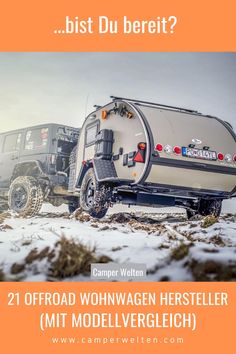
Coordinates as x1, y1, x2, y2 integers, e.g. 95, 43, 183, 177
0, 124, 80, 216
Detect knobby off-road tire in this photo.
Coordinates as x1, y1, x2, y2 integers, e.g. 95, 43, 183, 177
80, 168, 109, 219
198, 199, 222, 217
186, 199, 222, 219
8, 176, 44, 217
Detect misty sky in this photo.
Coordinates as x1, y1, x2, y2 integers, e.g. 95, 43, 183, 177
0, 52, 236, 132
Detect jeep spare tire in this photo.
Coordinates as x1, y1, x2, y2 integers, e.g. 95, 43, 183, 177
80, 168, 108, 219
8, 176, 43, 217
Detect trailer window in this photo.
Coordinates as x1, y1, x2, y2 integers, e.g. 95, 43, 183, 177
3, 133, 22, 153
85, 123, 99, 146
24, 128, 48, 151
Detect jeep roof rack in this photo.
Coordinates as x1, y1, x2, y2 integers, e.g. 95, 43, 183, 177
110, 95, 200, 114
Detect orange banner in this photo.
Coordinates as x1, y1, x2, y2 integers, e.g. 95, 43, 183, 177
0, 0, 235, 51
0, 282, 235, 354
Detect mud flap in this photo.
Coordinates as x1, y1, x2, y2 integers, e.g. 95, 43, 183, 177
93, 158, 118, 182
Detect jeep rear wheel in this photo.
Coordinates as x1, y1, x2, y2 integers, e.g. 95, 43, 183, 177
8, 176, 44, 217
198, 199, 222, 217
80, 168, 108, 219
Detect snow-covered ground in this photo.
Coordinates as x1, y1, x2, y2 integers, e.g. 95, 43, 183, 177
0, 202, 236, 282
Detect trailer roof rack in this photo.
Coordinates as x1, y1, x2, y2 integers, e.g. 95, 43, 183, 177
110, 96, 200, 114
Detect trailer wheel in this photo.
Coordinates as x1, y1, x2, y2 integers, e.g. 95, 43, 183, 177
68, 197, 80, 214
198, 199, 222, 217
80, 168, 109, 219
8, 176, 43, 217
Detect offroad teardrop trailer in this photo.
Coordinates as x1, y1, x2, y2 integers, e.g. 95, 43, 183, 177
69, 96, 236, 218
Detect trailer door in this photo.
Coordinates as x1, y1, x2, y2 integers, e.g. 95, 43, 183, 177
83, 120, 100, 161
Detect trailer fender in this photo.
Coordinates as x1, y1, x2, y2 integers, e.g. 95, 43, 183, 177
75, 162, 92, 188
76, 159, 119, 187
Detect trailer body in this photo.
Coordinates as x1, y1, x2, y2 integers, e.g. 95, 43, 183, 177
70, 97, 236, 217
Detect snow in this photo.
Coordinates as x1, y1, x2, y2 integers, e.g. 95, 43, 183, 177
0, 203, 236, 282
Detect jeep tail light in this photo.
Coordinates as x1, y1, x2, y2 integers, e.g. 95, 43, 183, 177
234, 155, 236, 162
49, 154, 56, 164
155, 143, 163, 152
173, 146, 181, 155
217, 153, 224, 161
